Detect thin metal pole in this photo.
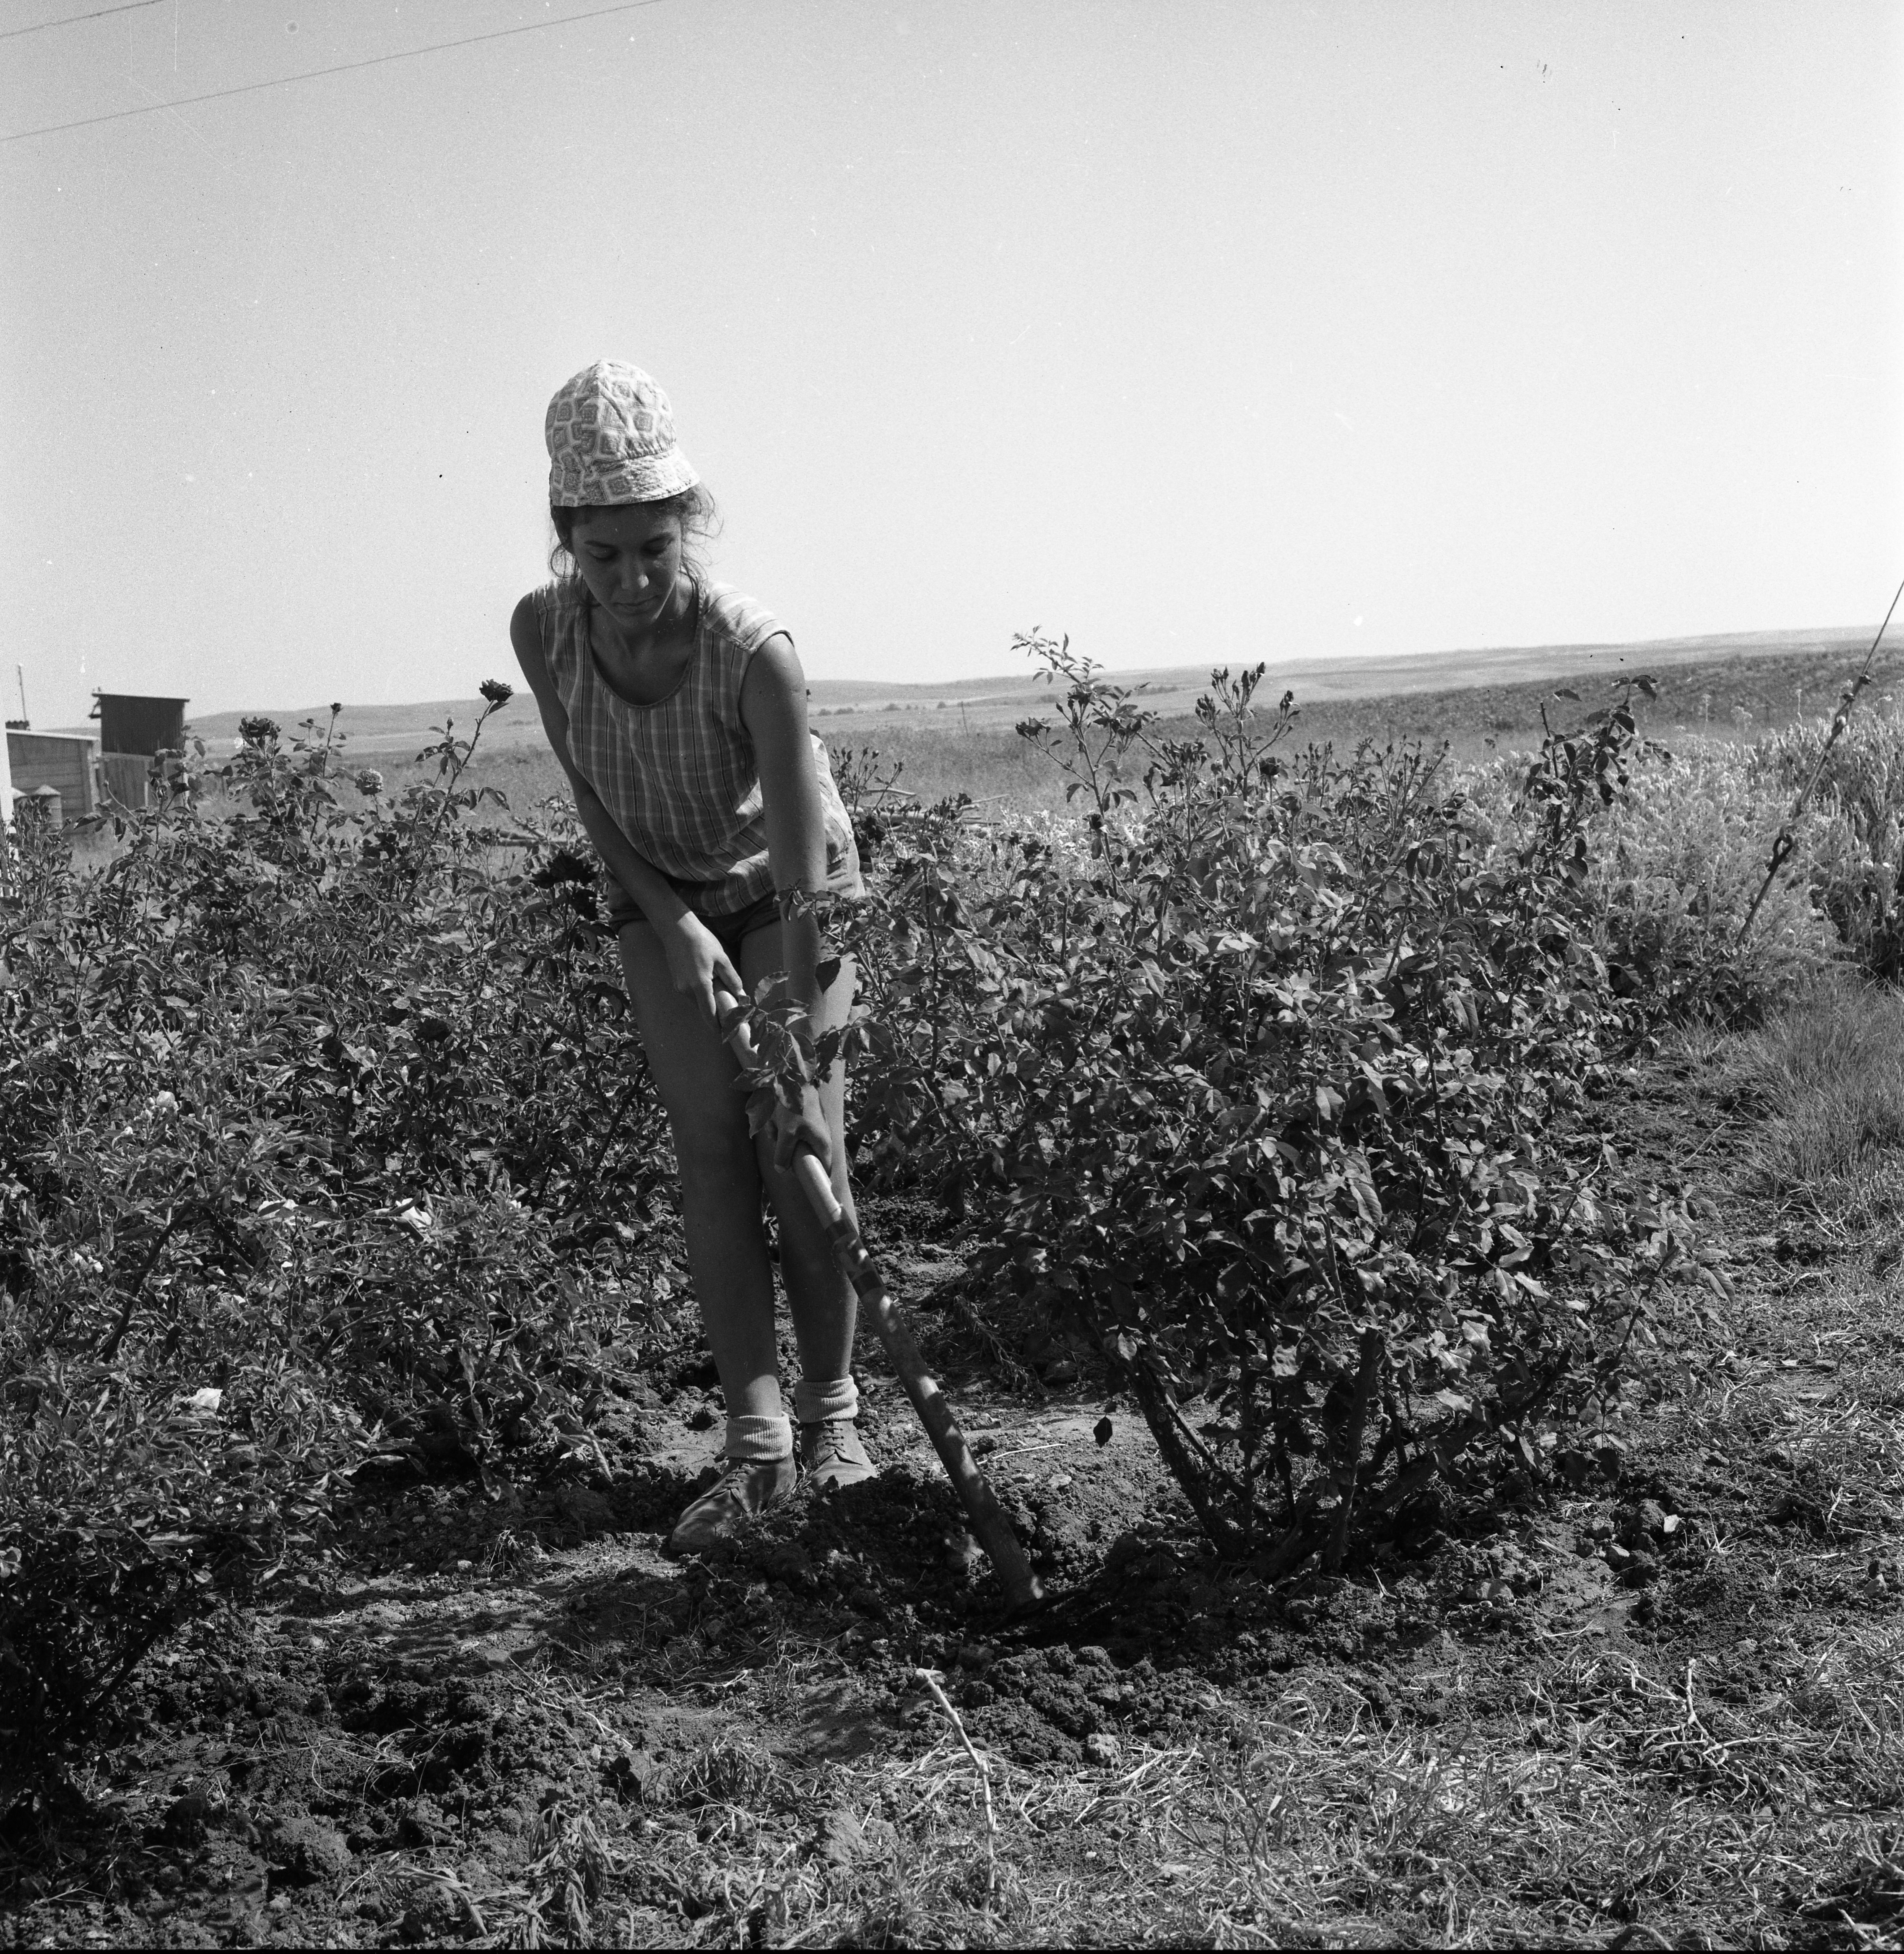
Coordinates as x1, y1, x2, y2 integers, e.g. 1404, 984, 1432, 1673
1738, 579, 1904, 946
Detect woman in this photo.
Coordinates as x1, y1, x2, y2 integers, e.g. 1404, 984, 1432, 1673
509, 361, 871, 1552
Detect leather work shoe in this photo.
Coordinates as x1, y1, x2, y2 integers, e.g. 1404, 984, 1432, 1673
800, 1419, 878, 1490
665, 1455, 796, 1555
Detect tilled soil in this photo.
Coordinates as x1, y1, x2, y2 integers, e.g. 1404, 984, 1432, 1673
8, 1069, 1904, 1947
0, 1369, 1648, 1946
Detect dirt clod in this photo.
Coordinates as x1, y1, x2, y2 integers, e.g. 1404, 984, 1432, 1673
262, 1812, 353, 1882
816, 1807, 868, 1866
157, 1792, 225, 1847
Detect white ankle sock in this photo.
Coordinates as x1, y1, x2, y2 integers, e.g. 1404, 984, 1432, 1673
792, 1375, 859, 1425
724, 1412, 793, 1461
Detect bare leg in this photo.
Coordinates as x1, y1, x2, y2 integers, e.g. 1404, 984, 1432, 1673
736, 928, 859, 1384
616, 925, 783, 1423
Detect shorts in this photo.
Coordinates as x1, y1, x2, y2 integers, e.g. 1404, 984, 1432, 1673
605, 839, 864, 959
610, 883, 781, 959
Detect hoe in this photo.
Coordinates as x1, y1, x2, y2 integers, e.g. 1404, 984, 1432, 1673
714, 987, 1043, 1614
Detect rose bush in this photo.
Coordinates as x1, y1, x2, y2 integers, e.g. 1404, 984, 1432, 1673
0, 701, 670, 1785
823, 642, 1710, 1564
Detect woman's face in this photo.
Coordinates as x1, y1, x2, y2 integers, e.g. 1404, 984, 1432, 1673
569, 504, 686, 633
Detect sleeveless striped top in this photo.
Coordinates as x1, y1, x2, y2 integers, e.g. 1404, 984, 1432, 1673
533, 577, 860, 918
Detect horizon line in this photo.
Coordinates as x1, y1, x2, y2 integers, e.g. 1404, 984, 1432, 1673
30, 616, 1887, 733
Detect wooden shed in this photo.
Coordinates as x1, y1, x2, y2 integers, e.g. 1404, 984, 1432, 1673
100, 753, 155, 809
5, 730, 98, 820
89, 693, 190, 811
92, 693, 189, 756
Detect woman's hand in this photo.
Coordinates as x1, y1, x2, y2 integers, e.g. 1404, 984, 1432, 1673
770, 1079, 832, 1175
659, 912, 744, 1025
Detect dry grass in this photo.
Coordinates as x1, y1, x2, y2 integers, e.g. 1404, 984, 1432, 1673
381, 1647, 1904, 1948
1720, 977, 1904, 1239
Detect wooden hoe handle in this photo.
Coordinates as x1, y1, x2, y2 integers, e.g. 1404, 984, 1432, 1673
714, 990, 1042, 1613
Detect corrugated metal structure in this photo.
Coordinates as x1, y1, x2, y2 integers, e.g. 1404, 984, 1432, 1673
5, 731, 99, 818
93, 693, 189, 756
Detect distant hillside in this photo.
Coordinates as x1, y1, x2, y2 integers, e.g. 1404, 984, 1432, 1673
98, 621, 1881, 756
807, 624, 1881, 731
812, 629, 1904, 805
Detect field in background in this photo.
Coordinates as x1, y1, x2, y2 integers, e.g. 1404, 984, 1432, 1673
195, 621, 1888, 817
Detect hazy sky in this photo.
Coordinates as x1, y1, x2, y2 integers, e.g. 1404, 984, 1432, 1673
4, 0, 1899, 730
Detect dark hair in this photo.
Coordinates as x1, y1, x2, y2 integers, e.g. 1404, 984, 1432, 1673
548, 484, 722, 582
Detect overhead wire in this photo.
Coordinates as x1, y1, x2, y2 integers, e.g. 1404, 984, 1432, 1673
1, 1, 165, 42
1, 0, 666, 143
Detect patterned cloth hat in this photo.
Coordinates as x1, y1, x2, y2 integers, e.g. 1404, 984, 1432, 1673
545, 361, 699, 507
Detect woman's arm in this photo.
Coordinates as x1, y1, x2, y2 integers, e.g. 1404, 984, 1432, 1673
509, 594, 743, 1017
740, 632, 838, 1167
739, 632, 831, 1007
